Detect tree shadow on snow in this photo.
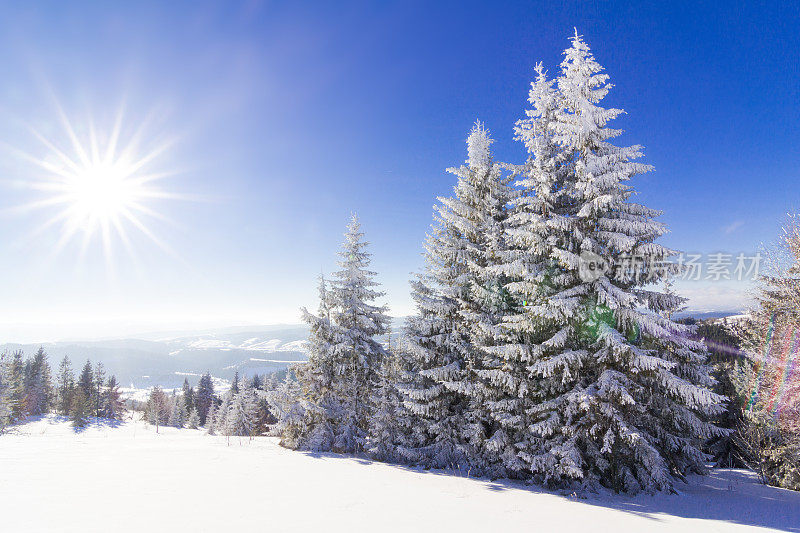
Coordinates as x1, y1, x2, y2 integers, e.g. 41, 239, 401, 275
298, 451, 800, 532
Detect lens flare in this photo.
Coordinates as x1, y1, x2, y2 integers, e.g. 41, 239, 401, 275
747, 313, 776, 411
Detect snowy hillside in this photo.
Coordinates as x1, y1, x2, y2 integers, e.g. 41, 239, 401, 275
1, 416, 798, 533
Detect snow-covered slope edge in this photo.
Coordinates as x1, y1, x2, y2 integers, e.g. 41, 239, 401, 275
2, 416, 798, 533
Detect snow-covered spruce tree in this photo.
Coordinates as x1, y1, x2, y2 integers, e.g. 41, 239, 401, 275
327, 215, 390, 453
5, 351, 25, 421
451, 121, 517, 476
24, 347, 53, 416
187, 408, 200, 429
287, 215, 390, 454
395, 274, 473, 469
293, 275, 340, 451
214, 392, 232, 436
482, 63, 571, 478
397, 121, 515, 474
266, 370, 307, 448
514, 32, 726, 493
146, 386, 169, 432
367, 335, 412, 462
205, 402, 217, 435
0, 353, 13, 432
169, 394, 187, 428
226, 380, 258, 439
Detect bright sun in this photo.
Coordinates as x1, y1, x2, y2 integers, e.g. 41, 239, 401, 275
12, 106, 183, 260
66, 161, 144, 229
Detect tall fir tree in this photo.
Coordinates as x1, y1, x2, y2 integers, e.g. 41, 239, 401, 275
294, 275, 339, 451
397, 121, 515, 474
487, 63, 571, 477
511, 32, 726, 492
325, 214, 390, 453
281, 216, 390, 453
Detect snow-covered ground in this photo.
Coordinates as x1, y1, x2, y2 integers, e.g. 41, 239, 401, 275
1, 417, 798, 532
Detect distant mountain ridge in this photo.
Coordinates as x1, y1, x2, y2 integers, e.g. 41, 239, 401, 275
0, 324, 311, 390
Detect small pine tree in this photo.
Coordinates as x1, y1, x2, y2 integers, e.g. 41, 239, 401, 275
0, 353, 14, 432
187, 408, 200, 429
367, 344, 407, 462
7, 351, 25, 421
55, 356, 74, 417
182, 378, 195, 413
195, 372, 215, 425
215, 393, 232, 436
226, 383, 258, 440
77, 360, 95, 419
266, 371, 307, 449
168, 395, 187, 428
145, 387, 169, 433
93, 363, 106, 418
102, 375, 126, 421
70, 389, 89, 429
205, 402, 217, 435
24, 347, 53, 416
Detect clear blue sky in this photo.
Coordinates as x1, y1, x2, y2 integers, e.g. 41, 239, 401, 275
0, 0, 797, 341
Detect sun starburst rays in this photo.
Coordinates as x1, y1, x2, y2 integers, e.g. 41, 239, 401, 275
6, 106, 188, 267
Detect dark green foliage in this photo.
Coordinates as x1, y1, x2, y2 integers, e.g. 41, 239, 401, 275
195, 372, 215, 425
77, 360, 95, 408
182, 378, 195, 413
680, 318, 747, 466
102, 375, 126, 420
56, 356, 74, 417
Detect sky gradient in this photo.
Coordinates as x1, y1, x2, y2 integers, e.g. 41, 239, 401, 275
0, 0, 797, 341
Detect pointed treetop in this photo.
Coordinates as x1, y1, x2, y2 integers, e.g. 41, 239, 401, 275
466, 120, 493, 169
346, 212, 361, 237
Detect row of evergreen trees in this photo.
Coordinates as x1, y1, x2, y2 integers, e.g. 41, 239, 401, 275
268, 32, 727, 494
144, 371, 278, 442
0, 349, 125, 431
